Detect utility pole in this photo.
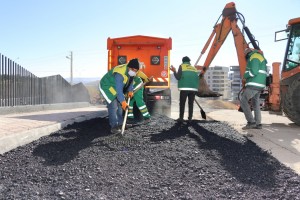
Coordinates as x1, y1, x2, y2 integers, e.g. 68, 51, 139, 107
66, 51, 73, 85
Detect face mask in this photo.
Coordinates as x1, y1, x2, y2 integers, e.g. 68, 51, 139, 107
128, 70, 137, 77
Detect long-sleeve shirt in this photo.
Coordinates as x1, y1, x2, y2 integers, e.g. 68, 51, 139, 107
173, 65, 182, 80
115, 73, 133, 103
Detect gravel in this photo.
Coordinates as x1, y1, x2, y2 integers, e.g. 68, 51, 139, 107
1, 115, 300, 199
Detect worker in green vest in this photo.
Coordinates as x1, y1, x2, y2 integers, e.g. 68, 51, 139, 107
99, 58, 139, 134
127, 72, 152, 124
240, 48, 268, 131
170, 56, 199, 123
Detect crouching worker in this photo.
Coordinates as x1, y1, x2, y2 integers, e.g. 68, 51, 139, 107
99, 58, 140, 134
127, 72, 152, 124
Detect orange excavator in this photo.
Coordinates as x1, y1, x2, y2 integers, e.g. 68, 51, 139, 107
195, 2, 258, 97
195, 2, 300, 125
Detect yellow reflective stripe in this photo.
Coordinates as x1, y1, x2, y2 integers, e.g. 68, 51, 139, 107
109, 86, 117, 96
139, 105, 147, 110
178, 88, 198, 91
246, 82, 266, 87
137, 70, 148, 81
99, 86, 111, 104
250, 53, 265, 62
248, 71, 254, 77
258, 70, 268, 75
142, 112, 150, 116
134, 82, 143, 91
181, 64, 198, 72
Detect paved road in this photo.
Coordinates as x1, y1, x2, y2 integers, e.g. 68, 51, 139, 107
0, 105, 107, 155
207, 109, 300, 175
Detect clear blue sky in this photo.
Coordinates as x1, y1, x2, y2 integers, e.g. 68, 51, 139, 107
1, 0, 299, 78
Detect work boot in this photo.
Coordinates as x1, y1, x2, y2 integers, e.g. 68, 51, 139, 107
110, 126, 121, 134
127, 118, 136, 125
255, 124, 262, 129
143, 118, 151, 124
176, 118, 184, 124
242, 122, 256, 130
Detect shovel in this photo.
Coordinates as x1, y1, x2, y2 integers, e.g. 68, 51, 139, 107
194, 99, 207, 120
121, 76, 154, 135
121, 97, 131, 135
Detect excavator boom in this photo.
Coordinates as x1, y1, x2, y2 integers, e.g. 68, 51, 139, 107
196, 2, 260, 97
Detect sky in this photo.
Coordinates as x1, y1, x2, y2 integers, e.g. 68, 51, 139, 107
1, 0, 299, 79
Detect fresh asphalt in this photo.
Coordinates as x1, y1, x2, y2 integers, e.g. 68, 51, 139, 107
1, 100, 300, 175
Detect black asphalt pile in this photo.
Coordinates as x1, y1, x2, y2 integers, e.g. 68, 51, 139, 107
1, 115, 300, 199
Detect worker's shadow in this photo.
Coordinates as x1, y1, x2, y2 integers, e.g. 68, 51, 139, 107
32, 117, 114, 166
188, 120, 280, 188
151, 119, 279, 188
150, 121, 192, 142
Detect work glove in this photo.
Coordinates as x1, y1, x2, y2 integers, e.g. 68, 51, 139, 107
147, 76, 154, 82
128, 91, 134, 98
170, 65, 176, 72
121, 101, 128, 111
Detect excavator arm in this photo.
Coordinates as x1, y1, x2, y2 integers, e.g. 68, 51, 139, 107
196, 2, 260, 97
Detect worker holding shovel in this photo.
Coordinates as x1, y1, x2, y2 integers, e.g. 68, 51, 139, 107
170, 56, 199, 124
99, 58, 140, 134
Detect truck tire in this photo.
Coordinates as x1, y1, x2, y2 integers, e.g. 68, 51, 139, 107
281, 77, 300, 126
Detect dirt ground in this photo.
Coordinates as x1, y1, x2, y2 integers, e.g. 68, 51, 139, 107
203, 99, 238, 110
1, 115, 300, 199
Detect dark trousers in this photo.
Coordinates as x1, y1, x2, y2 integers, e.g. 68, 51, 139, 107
179, 90, 196, 120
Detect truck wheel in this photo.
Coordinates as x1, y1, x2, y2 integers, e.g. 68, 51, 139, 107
282, 77, 300, 126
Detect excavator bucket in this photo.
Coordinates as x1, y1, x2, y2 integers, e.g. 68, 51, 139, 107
197, 75, 223, 97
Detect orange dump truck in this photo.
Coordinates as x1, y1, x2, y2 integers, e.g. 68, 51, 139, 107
107, 35, 172, 117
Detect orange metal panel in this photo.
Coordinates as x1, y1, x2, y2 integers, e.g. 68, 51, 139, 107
282, 66, 300, 81
107, 35, 172, 89
268, 62, 281, 111
288, 17, 300, 25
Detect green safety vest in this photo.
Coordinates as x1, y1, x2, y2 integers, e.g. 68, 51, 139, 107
99, 64, 129, 103
178, 63, 199, 91
244, 51, 268, 90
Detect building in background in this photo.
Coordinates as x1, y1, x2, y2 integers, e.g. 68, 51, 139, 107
204, 66, 231, 99
229, 65, 242, 101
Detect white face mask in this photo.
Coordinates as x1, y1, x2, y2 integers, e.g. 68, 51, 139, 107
128, 70, 137, 77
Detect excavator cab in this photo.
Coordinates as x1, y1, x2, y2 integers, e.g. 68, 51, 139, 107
281, 22, 300, 71
272, 17, 300, 125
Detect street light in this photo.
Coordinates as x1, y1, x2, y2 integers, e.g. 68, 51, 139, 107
66, 51, 73, 85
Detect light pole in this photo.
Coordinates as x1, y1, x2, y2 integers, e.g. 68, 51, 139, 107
66, 51, 73, 85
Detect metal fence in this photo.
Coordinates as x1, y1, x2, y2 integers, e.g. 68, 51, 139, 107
0, 53, 90, 107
